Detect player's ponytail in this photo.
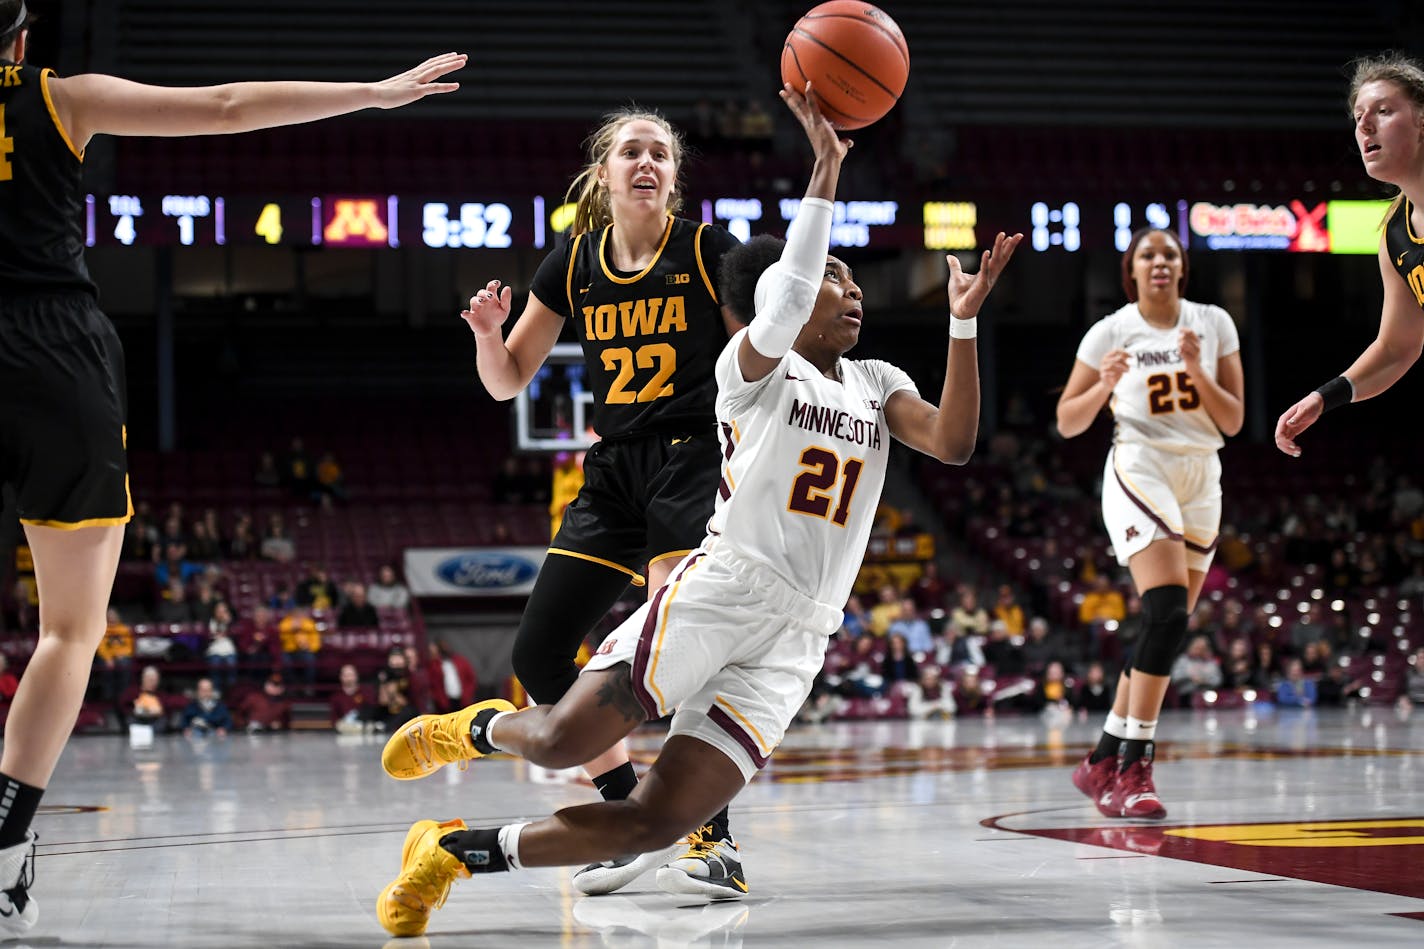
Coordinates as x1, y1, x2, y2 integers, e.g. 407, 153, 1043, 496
565, 108, 685, 237
0, 1, 34, 54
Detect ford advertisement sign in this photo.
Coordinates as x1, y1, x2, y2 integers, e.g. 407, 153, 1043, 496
405, 547, 547, 597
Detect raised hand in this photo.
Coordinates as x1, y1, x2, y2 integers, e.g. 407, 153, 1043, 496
372, 53, 467, 108
946, 231, 1024, 320
461, 279, 513, 339
779, 81, 852, 164
1274, 392, 1323, 458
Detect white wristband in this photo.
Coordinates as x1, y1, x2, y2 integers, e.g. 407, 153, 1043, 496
949, 316, 977, 340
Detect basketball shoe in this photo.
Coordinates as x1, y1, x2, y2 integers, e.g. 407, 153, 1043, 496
377, 818, 470, 937
1106, 756, 1167, 819
655, 825, 747, 899
572, 842, 683, 896
381, 699, 516, 780
1071, 753, 1121, 817
0, 832, 37, 939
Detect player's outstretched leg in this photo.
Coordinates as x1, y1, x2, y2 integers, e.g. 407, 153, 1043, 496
380, 699, 516, 780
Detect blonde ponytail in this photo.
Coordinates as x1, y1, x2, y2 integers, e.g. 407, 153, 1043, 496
564, 108, 685, 237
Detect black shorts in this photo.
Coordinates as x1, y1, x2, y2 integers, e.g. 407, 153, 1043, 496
0, 291, 131, 528
551, 427, 721, 578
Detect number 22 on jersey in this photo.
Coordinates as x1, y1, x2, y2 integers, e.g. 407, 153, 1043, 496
788, 447, 864, 527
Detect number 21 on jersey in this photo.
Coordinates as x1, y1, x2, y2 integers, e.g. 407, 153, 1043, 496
788, 447, 864, 527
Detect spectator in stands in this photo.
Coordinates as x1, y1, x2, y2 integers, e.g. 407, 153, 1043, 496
992, 585, 1025, 637
954, 667, 991, 717
949, 588, 990, 638
96, 608, 134, 702
124, 501, 160, 562
911, 562, 949, 614
368, 564, 411, 612
867, 584, 903, 637
315, 450, 347, 506
189, 578, 221, 625
375, 648, 418, 730
205, 602, 239, 692
268, 582, 297, 612
260, 514, 297, 563
235, 605, 280, 681
1170, 635, 1222, 707
154, 541, 200, 589
1317, 660, 1367, 707
982, 620, 1025, 676
1022, 617, 1065, 672
1289, 603, 1330, 655
278, 607, 321, 689
337, 583, 379, 628
1299, 640, 1326, 675
1274, 658, 1317, 708
739, 98, 773, 145
226, 512, 258, 560
887, 598, 933, 654
1030, 661, 1072, 714
283, 436, 314, 499
155, 511, 187, 558
905, 664, 956, 720
1077, 574, 1126, 626
1324, 549, 1359, 591
0, 656, 17, 705
297, 566, 339, 611
130, 666, 166, 730
240, 674, 291, 733
428, 640, 477, 712
330, 664, 373, 733
1072, 662, 1114, 713
187, 520, 220, 562
880, 634, 919, 688
1252, 642, 1280, 691
181, 679, 233, 738
254, 451, 282, 488
840, 594, 868, 638
155, 578, 195, 625
938, 623, 987, 670
1221, 637, 1255, 691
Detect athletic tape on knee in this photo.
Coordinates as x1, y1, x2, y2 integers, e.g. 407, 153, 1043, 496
1132, 584, 1189, 676
748, 197, 834, 359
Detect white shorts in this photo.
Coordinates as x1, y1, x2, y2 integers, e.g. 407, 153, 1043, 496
1102, 443, 1222, 572
582, 542, 843, 781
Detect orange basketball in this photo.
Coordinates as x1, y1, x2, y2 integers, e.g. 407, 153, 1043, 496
780, 2, 910, 131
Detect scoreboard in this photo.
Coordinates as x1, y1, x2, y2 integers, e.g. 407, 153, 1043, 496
82, 191, 1393, 256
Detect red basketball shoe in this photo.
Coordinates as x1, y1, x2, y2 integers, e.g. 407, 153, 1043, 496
1106, 757, 1167, 819
1071, 753, 1120, 818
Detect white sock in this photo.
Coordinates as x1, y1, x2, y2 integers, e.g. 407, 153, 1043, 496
484, 711, 514, 752
498, 822, 529, 871
1103, 711, 1129, 738
1125, 716, 1157, 741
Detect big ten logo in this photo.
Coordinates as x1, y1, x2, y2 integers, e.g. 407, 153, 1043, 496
665, 272, 691, 285
582, 296, 688, 342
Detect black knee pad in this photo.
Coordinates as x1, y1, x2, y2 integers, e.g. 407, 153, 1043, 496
511, 553, 634, 705
1131, 584, 1189, 676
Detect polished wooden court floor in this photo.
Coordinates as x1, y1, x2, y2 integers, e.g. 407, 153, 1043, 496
20, 705, 1424, 947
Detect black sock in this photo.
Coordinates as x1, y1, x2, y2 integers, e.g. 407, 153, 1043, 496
1119, 739, 1154, 771
468, 707, 504, 756
0, 774, 43, 849
707, 805, 731, 841
592, 762, 638, 802
1089, 731, 1122, 764
439, 828, 509, 874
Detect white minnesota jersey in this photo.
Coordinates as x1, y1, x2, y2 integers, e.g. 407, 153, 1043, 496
709, 328, 918, 607
1076, 299, 1240, 453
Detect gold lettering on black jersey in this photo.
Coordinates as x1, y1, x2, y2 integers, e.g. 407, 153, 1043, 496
0, 104, 12, 181
2, 66, 19, 88
582, 294, 688, 341
666, 272, 690, 285
1408, 264, 1424, 307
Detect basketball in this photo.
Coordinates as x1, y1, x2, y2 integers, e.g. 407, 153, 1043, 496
780, 2, 910, 130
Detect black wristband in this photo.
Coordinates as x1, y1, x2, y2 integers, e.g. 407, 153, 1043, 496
1314, 376, 1354, 413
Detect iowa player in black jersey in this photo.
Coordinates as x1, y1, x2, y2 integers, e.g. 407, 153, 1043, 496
450, 109, 748, 897
0, 3, 463, 933
1277, 52, 1424, 454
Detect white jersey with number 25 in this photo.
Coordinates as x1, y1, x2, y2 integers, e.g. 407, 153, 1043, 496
1076, 299, 1240, 454
708, 327, 918, 608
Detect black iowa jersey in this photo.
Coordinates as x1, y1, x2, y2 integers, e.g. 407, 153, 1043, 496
0, 63, 93, 296
529, 215, 741, 438
1385, 197, 1424, 310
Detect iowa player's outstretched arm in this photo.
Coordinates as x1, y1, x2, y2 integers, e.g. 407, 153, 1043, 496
46, 53, 465, 151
